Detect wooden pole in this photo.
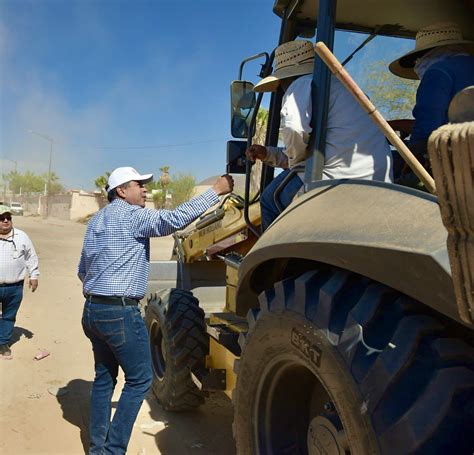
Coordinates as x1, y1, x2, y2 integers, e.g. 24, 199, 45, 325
314, 41, 436, 194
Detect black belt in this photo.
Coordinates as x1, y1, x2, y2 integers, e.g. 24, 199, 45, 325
0, 280, 24, 287
85, 294, 139, 306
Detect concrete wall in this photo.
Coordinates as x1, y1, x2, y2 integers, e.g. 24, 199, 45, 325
21, 195, 42, 215
49, 194, 72, 220
17, 191, 155, 220
70, 192, 103, 220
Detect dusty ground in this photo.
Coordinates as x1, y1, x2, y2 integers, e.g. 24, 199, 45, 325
0, 216, 235, 455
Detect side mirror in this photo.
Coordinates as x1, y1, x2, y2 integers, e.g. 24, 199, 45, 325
230, 80, 256, 138
226, 140, 247, 174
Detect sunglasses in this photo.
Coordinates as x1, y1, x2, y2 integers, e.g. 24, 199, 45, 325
0, 215, 12, 222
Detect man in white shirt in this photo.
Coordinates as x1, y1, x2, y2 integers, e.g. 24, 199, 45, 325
246, 40, 393, 230
0, 208, 39, 358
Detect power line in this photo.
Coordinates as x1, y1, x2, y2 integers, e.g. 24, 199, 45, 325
71, 138, 227, 150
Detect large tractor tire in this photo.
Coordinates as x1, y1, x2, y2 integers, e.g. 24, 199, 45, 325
233, 269, 474, 454
145, 289, 208, 411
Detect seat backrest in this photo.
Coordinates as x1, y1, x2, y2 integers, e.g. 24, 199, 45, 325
448, 85, 474, 123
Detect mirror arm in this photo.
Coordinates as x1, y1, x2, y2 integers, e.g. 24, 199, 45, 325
243, 89, 266, 238
243, 52, 275, 238
238, 52, 270, 80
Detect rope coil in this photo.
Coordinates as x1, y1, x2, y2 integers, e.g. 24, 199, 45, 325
428, 122, 474, 324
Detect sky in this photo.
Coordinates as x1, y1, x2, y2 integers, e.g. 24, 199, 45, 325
0, 0, 414, 191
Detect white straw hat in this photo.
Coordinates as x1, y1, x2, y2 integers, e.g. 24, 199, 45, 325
107, 167, 153, 192
254, 40, 315, 92
389, 22, 474, 80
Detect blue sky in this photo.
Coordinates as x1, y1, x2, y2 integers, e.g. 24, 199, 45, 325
0, 0, 414, 191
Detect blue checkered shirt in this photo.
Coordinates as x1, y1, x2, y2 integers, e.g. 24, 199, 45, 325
78, 189, 219, 299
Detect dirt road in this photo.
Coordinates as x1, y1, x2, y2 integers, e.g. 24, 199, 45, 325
0, 216, 235, 455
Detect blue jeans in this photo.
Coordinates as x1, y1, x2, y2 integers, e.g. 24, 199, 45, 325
82, 302, 153, 455
0, 282, 24, 345
260, 169, 303, 230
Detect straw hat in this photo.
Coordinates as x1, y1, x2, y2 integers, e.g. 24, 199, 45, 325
254, 40, 315, 92
389, 22, 474, 80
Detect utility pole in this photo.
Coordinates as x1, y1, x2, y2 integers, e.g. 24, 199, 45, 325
4, 159, 18, 202
27, 130, 53, 218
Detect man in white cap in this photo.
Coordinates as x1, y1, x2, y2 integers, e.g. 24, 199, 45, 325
245, 40, 393, 230
78, 167, 233, 454
0, 207, 39, 359
389, 22, 474, 165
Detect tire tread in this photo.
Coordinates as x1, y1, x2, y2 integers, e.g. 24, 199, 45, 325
145, 289, 208, 411
234, 268, 474, 453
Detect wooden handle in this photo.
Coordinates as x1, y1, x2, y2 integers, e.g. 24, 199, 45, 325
315, 41, 436, 194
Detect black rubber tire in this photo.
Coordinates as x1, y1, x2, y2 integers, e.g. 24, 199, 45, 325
233, 269, 474, 454
145, 288, 208, 411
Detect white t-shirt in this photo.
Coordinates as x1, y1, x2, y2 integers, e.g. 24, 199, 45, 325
265, 74, 393, 182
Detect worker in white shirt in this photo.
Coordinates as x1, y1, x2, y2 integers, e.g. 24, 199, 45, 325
246, 40, 393, 230
0, 208, 39, 358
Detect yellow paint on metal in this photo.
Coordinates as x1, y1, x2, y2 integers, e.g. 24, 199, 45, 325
180, 200, 261, 262
225, 265, 239, 312
226, 265, 239, 286
208, 313, 248, 333
207, 337, 237, 399
226, 285, 237, 313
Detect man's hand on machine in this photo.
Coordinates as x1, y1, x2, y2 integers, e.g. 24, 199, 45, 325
212, 174, 234, 195
245, 144, 267, 162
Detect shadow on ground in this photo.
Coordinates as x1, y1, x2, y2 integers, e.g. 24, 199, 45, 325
56, 378, 93, 454
145, 391, 236, 454
10, 326, 33, 346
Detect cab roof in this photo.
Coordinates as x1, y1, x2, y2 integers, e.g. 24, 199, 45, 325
273, 0, 474, 40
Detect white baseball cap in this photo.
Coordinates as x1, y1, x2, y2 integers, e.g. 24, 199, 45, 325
107, 167, 153, 191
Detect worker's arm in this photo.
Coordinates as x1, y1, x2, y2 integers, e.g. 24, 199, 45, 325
245, 144, 289, 168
